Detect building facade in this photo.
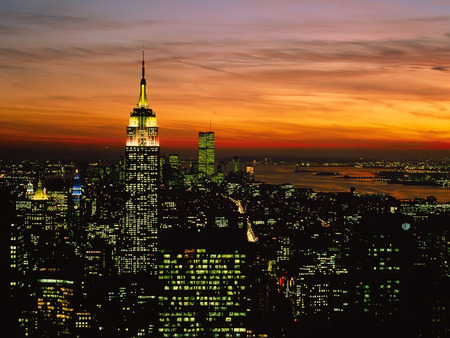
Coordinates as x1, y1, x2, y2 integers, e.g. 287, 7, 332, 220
157, 228, 248, 337
118, 50, 160, 275
198, 131, 215, 177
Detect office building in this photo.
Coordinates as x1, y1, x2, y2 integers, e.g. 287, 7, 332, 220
232, 156, 240, 173
354, 214, 415, 326
35, 278, 75, 335
198, 131, 215, 177
11, 179, 76, 335
68, 170, 84, 255
118, 50, 160, 275
157, 228, 248, 337
168, 154, 179, 170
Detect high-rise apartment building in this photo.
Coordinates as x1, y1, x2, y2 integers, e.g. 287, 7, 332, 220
118, 50, 160, 275
198, 131, 215, 177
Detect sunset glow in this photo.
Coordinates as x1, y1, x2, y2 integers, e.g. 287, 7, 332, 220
1, 0, 450, 158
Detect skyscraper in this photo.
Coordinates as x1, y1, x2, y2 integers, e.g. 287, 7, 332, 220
118, 50, 160, 275
157, 228, 248, 336
198, 131, 215, 177
11, 179, 76, 335
168, 154, 179, 170
68, 170, 83, 256
232, 156, 240, 173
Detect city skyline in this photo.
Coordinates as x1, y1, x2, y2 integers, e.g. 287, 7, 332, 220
6, 16, 450, 333
2, 0, 450, 160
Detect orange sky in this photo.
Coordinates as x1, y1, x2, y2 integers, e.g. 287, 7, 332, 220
1, 0, 450, 159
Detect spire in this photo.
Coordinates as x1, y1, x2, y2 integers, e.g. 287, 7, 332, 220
72, 169, 82, 197
141, 46, 145, 79
137, 46, 148, 107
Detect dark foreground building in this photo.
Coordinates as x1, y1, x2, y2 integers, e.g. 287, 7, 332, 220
157, 228, 248, 337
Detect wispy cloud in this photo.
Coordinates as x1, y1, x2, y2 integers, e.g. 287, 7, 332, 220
432, 66, 448, 71
1, 0, 450, 154
0, 11, 125, 32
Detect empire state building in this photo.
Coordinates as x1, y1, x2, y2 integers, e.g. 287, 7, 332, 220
118, 50, 160, 275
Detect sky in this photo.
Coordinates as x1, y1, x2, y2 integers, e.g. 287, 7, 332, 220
1, 0, 450, 160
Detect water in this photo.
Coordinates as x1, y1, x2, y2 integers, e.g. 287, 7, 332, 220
254, 164, 450, 203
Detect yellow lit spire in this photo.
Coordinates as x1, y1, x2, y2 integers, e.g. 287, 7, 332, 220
33, 179, 48, 200
137, 47, 148, 107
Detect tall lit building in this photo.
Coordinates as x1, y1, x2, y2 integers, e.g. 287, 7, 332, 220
36, 278, 75, 335
168, 154, 179, 170
232, 156, 240, 173
68, 170, 84, 256
11, 179, 76, 335
118, 50, 160, 275
157, 228, 248, 337
353, 214, 415, 327
198, 131, 215, 177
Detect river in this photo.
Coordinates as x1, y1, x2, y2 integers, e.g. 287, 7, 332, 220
253, 164, 450, 203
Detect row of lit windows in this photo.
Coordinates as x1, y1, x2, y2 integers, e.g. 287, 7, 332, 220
162, 262, 242, 270
372, 266, 400, 271
164, 285, 245, 291
369, 247, 399, 252
160, 268, 243, 275
166, 295, 238, 301
158, 312, 196, 317
211, 270, 242, 275
164, 252, 243, 258
160, 316, 244, 324
164, 255, 243, 262
165, 301, 239, 307
166, 281, 242, 288
163, 301, 240, 307
159, 275, 241, 281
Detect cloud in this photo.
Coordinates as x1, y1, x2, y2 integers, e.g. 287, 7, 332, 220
1, 0, 450, 156
410, 111, 450, 120
0, 11, 125, 32
406, 15, 450, 22
432, 66, 448, 71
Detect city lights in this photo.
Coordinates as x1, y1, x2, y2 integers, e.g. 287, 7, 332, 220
6, 48, 450, 337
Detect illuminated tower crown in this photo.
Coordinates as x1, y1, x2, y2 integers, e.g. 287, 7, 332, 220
119, 49, 160, 276
72, 170, 82, 197
126, 48, 159, 147
33, 179, 47, 200
26, 182, 34, 199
